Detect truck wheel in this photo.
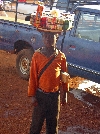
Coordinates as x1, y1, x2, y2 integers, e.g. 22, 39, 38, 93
16, 48, 34, 80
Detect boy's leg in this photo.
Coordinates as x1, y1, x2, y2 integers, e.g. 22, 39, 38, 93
30, 90, 46, 134
46, 92, 60, 134
30, 105, 45, 134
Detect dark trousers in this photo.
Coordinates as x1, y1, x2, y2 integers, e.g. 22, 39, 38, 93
30, 89, 60, 134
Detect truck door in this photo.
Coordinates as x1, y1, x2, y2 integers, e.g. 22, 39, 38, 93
62, 11, 100, 80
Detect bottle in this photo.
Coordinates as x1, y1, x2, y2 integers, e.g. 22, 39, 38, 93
63, 19, 69, 30
41, 13, 47, 29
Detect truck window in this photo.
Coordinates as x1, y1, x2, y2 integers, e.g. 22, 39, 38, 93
75, 13, 100, 42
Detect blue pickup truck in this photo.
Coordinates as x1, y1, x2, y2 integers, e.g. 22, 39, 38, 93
0, 1, 100, 83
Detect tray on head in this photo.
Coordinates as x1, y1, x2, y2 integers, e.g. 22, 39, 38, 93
37, 27, 63, 33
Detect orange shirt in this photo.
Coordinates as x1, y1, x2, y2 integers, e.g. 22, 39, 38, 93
28, 50, 69, 96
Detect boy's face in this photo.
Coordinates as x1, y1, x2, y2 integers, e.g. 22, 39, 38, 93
43, 35, 49, 47
42, 32, 57, 48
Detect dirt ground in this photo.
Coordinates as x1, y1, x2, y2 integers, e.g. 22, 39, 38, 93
0, 50, 100, 134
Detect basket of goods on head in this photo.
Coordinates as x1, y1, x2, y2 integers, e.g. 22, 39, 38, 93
30, 1, 75, 33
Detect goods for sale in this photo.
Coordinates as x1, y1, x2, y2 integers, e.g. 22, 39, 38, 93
30, 1, 74, 32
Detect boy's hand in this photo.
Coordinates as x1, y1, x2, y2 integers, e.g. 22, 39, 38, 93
31, 96, 38, 107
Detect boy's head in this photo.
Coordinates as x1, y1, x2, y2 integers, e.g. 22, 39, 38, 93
42, 32, 58, 48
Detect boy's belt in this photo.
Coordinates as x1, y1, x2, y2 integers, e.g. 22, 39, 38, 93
37, 88, 59, 94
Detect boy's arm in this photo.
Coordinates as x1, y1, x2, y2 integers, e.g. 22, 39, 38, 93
28, 53, 38, 97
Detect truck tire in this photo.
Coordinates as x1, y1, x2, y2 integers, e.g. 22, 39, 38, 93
16, 48, 34, 80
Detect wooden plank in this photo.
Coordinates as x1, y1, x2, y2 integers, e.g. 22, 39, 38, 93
0, 16, 31, 25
